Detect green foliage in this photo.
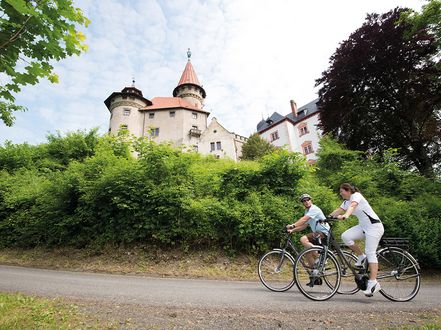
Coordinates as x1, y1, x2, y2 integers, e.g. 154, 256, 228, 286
240, 133, 276, 160
0, 130, 440, 267
316, 137, 441, 267
0, 0, 90, 125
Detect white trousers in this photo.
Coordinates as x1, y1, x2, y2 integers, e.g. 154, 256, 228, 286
341, 224, 384, 263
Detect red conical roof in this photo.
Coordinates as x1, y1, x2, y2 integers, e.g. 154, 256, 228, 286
177, 60, 201, 87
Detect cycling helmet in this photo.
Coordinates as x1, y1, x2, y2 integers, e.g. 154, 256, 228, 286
299, 193, 312, 202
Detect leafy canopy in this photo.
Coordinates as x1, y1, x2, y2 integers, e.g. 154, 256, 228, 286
240, 133, 276, 160
0, 0, 90, 126
316, 5, 441, 177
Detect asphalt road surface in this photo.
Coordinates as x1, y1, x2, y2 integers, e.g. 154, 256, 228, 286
0, 265, 440, 313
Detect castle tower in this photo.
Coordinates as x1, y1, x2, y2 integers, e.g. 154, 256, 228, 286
172, 49, 206, 109
104, 80, 152, 136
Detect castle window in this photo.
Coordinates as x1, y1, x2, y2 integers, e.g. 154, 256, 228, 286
149, 112, 155, 119
270, 131, 280, 142
216, 142, 222, 150
302, 141, 314, 155
169, 111, 175, 117
120, 124, 128, 130
210, 142, 215, 152
298, 123, 309, 137
123, 108, 131, 116
192, 112, 198, 119
149, 127, 159, 137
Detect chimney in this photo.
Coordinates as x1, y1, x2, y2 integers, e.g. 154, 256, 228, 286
290, 100, 298, 117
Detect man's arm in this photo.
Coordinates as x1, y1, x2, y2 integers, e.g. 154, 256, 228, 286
286, 215, 310, 233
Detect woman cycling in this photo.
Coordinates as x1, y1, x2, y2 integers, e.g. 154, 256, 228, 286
330, 183, 384, 297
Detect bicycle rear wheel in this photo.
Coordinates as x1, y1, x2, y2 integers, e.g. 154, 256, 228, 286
294, 247, 341, 301
377, 248, 421, 302
337, 251, 359, 295
258, 250, 296, 292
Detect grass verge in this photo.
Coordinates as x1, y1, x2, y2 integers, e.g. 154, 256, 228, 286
0, 246, 258, 280
0, 292, 108, 329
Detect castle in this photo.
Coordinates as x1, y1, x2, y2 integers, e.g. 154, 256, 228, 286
104, 49, 247, 161
257, 99, 322, 162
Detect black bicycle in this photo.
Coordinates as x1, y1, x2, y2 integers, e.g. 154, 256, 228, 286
294, 217, 421, 301
258, 229, 357, 293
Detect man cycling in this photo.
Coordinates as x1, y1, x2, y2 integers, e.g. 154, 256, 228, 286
286, 193, 329, 286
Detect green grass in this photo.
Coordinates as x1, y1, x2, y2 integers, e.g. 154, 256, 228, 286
0, 293, 106, 329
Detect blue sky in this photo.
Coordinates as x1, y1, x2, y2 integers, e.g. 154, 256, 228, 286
0, 0, 422, 145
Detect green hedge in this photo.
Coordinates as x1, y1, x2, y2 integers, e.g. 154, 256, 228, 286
0, 131, 440, 267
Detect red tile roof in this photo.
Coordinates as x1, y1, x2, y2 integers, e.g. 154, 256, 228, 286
177, 60, 201, 87
141, 97, 209, 113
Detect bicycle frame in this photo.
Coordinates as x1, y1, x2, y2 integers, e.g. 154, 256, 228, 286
317, 219, 369, 288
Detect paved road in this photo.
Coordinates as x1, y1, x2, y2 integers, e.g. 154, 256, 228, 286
0, 265, 440, 312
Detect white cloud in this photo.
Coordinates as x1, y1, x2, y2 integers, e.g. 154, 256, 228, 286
1, 0, 424, 144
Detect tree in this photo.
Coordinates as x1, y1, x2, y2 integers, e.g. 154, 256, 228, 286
240, 133, 276, 160
316, 7, 441, 177
0, 0, 90, 126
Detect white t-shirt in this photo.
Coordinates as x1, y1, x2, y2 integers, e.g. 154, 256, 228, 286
305, 204, 329, 235
340, 192, 381, 228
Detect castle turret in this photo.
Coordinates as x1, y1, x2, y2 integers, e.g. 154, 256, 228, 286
172, 49, 206, 109
104, 80, 152, 136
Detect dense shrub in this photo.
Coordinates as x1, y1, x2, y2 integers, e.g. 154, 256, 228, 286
0, 130, 440, 267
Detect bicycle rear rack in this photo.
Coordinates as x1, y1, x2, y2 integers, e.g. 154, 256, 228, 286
380, 237, 410, 249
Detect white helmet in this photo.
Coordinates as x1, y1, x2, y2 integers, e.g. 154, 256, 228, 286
299, 193, 312, 202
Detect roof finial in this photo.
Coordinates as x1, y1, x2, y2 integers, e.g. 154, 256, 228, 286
131, 77, 135, 87
187, 48, 191, 61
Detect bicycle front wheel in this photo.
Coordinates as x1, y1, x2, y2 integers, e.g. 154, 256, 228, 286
294, 247, 341, 301
377, 248, 421, 302
258, 250, 296, 292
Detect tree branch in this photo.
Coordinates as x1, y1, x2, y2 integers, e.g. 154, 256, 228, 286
0, 0, 44, 50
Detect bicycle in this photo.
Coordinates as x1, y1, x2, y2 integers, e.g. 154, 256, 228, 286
258, 229, 357, 293
294, 217, 421, 301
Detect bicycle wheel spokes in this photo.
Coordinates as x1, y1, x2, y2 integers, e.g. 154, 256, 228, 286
377, 248, 421, 302
258, 250, 295, 292
337, 251, 359, 295
295, 247, 340, 301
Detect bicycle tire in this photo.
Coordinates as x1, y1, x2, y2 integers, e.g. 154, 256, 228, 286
258, 249, 296, 292
294, 246, 341, 301
337, 251, 360, 295
377, 247, 421, 302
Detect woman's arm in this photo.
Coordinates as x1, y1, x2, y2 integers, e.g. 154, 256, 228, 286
338, 201, 358, 219
329, 207, 345, 217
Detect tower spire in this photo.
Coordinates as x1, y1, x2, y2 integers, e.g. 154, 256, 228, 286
173, 49, 206, 108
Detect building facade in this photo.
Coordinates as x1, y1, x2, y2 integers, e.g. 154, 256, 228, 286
104, 50, 246, 160
257, 99, 322, 162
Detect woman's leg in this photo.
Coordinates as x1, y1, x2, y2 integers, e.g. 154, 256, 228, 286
341, 225, 365, 256
365, 224, 385, 280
